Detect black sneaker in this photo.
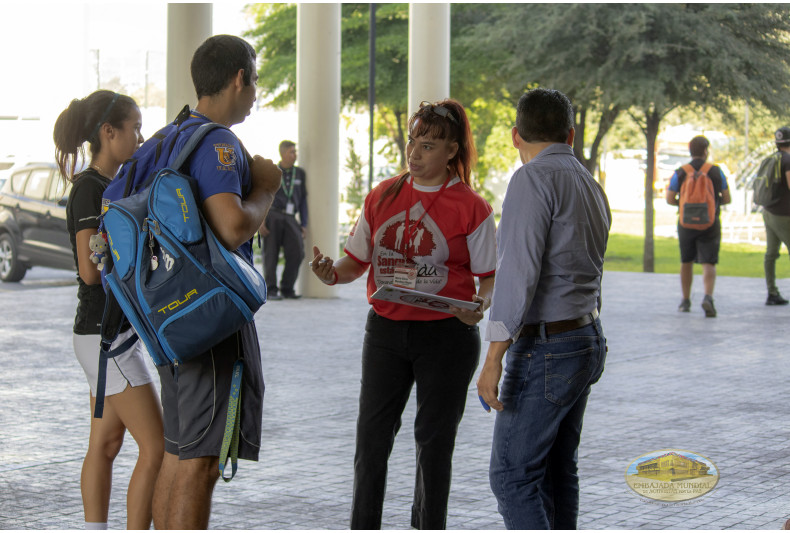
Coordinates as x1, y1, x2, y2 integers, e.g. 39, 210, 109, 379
701, 295, 716, 318
268, 292, 283, 301
766, 293, 790, 306
281, 291, 302, 300
678, 298, 691, 312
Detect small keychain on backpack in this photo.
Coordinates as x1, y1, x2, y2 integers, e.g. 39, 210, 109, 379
148, 234, 159, 271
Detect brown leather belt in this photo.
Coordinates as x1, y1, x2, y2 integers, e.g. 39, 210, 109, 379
517, 308, 599, 339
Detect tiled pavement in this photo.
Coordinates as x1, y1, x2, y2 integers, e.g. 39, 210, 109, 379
1, 266, 790, 530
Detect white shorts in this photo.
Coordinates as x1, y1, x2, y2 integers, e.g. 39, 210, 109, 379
73, 328, 154, 397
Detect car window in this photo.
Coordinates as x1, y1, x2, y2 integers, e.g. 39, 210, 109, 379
10, 170, 29, 193
48, 172, 68, 202
24, 169, 51, 201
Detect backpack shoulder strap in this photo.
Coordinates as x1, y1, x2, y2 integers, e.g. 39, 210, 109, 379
680, 164, 695, 183
170, 122, 230, 171
773, 152, 784, 180
174, 104, 191, 126
699, 162, 714, 175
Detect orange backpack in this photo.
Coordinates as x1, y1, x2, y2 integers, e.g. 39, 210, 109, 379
678, 162, 716, 230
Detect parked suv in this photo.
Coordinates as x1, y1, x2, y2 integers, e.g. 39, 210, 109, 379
0, 163, 75, 281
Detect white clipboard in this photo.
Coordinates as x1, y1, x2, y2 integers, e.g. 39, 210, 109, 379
371, 285, 479, 314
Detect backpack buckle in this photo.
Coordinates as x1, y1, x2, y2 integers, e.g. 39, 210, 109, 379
143, 218, 161, 235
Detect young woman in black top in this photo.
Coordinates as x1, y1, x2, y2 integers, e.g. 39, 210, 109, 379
54, 90, 163, 530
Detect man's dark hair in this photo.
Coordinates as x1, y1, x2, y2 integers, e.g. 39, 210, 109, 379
279, 140, 296, 154
689, 135, 710, 158
191, 34, 257, 99
515, 88, 574, 144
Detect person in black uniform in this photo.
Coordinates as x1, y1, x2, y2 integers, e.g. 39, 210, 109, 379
260, 140, 308, 299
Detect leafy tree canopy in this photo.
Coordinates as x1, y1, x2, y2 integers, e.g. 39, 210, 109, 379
245, 3, 516, 190
247, 4, 408, 109
455, 3, 790, 270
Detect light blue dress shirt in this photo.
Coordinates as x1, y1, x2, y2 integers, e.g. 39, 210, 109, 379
485, 144, 611, 342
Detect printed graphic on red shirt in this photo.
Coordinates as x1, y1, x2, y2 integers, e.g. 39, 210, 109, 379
379, 220, 436, 258
373, 206, 449, 292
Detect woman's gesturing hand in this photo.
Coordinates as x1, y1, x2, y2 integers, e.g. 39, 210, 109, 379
310, 245, 337, 285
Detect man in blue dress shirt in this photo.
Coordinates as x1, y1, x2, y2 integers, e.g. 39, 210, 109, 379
477, 88, 611, 530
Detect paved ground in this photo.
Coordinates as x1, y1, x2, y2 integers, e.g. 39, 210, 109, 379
1, 265, 790, 530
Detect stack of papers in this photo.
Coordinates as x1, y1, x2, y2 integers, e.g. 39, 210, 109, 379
371, 285, 479, 314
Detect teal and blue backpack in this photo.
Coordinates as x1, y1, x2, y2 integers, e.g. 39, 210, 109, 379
95, 107, 266, 481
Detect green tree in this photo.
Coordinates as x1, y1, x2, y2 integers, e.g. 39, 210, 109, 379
245, 3, 409, 171
455, 3, 790, 271
453, 3, 624, 177
611, 4, 790, 271
245, 3, 517, 191
342, 137, 366, 223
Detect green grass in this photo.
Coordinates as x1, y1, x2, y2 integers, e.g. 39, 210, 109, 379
605, 233, 790, 278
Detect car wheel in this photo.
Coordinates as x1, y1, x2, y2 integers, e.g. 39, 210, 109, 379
0, 233, 27, 282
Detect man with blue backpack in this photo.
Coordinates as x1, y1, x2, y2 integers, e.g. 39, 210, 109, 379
109, 35, 282, 529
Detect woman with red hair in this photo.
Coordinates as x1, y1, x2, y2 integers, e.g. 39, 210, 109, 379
311, 99, 496, 529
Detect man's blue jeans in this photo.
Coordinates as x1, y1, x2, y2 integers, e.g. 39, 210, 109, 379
489, 318, 606, 529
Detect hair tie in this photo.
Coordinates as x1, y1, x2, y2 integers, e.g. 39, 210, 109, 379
88, 92, 120, 143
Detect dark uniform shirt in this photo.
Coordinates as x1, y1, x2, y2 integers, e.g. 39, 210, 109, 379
271, 165, 309, 227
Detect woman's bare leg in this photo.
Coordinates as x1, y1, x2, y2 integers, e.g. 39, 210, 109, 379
82, 395, 126, 523
106, 383, 164, 530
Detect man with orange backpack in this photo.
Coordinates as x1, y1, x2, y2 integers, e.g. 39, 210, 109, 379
665, 135, 731, 317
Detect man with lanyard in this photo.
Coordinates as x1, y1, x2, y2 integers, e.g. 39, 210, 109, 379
260, 140, 308, 299
477, 88, 610, 529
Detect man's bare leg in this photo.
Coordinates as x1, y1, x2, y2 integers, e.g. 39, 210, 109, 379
167, 456, 220, 529
680, 261, 694, 299
702, 263, 716, 296
152, 452, 178, 529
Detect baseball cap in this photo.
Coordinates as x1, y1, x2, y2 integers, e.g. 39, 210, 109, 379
776, 126, 790, 144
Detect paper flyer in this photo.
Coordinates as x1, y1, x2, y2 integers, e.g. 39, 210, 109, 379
371, 285, 479, 314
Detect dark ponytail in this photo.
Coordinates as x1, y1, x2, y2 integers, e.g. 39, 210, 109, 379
53, 90, 137, 184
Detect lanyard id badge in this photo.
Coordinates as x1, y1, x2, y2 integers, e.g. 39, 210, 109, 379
391, 176, 450, 290
392, 259, 418, 289
282, 168, 297, 215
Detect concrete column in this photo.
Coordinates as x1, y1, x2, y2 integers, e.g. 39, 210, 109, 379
166, 4, 212, 121
296, 3, 341, 298
408, 3, 451, 114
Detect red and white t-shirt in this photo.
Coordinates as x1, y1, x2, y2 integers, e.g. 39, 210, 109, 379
344, 175, 496, 321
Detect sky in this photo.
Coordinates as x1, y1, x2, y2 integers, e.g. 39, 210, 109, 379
1, 2, 250, 116
0, 2, 361, 206
0, 2, 262, 160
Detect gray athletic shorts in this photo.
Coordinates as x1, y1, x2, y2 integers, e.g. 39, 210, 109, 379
156, 320, 264, 461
